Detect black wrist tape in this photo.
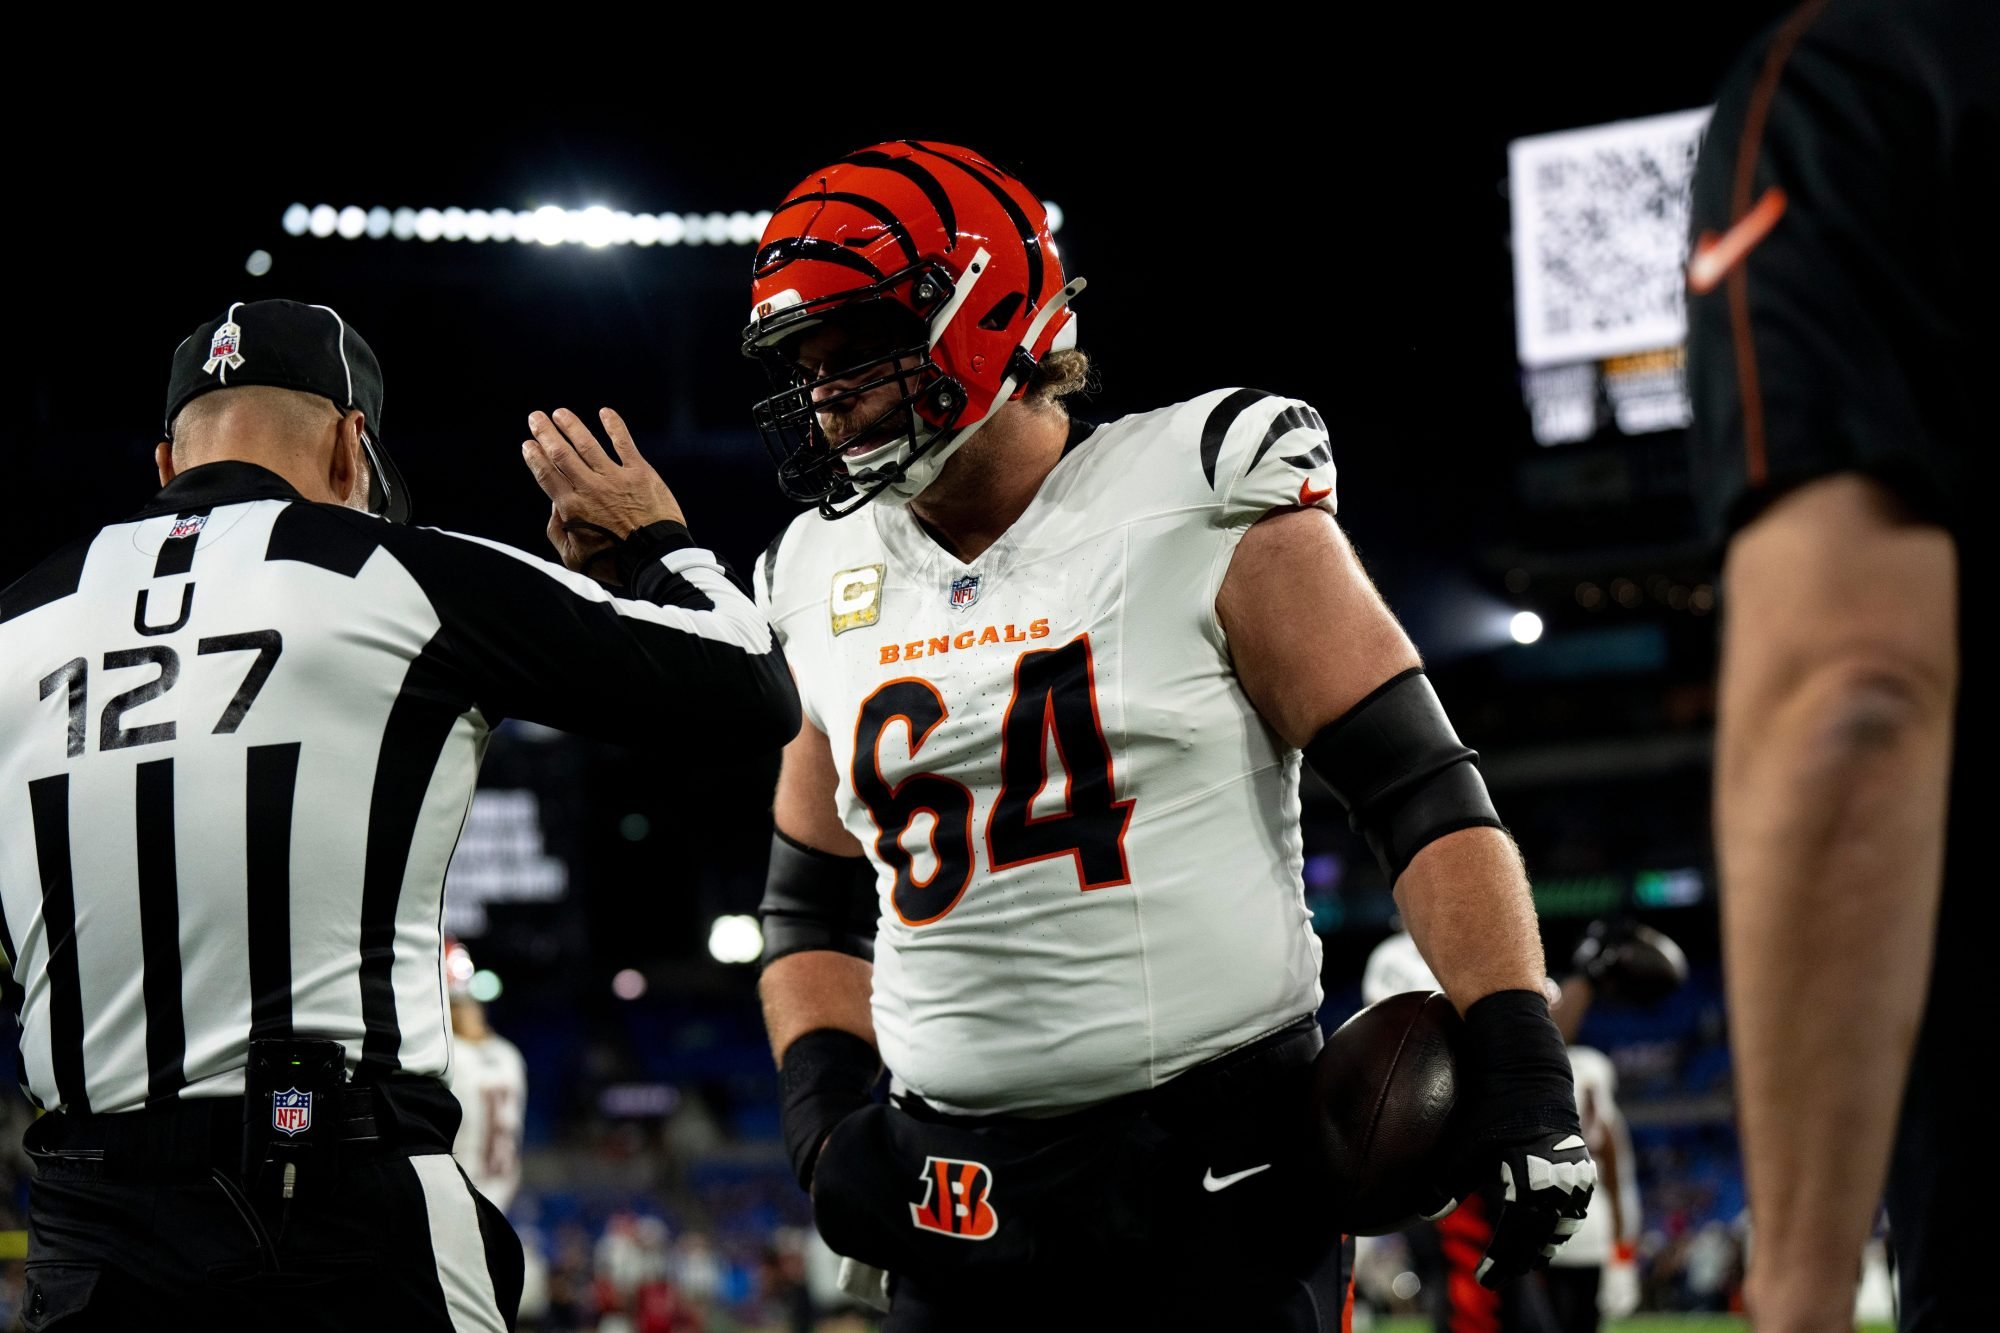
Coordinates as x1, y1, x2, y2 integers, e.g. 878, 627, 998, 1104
1461, 989, 1581, 1142
779, 1028, 881, 1190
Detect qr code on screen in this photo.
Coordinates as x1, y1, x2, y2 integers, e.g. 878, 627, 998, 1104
1509, 108, 1712, 368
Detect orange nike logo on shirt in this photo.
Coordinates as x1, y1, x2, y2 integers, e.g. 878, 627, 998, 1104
1297, 477, 1333, 506
1687, 186, 1788, 295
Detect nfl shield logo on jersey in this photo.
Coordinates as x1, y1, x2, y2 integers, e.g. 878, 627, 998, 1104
271, 1087, 312, 1137
167, 514, 208, 541
949, 574, 980, 611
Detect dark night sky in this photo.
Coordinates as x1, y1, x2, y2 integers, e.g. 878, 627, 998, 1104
0, 15, 1797, 980
6, 10, 1792, 596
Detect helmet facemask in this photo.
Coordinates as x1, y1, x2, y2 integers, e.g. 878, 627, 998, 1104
747, 285, 971, 518
745, 143, 1082, 519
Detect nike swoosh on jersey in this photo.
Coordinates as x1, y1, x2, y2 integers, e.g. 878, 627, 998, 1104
1687, 186, 1788, 295
1297, 478, 1334, 506
1201, 1162, 1273, 1192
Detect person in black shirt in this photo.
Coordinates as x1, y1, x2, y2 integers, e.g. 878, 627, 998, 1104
1685, 2, 1993, 1328
0, 299, 798, 1330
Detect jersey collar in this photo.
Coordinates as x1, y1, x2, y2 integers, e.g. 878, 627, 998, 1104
877, 415, 1103, 576
134, 460, 308, 518
1060, 416, 1098, 458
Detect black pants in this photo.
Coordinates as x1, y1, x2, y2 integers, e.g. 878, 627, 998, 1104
1540, 1267, 1600, 1333
883, 1242, 1352, 1333
817, 1019, 1353, 1332
20, 1079, 523, 1332
1885, 861, 1973, 1332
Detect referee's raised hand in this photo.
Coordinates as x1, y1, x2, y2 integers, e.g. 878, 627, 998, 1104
521, 406, 686, 580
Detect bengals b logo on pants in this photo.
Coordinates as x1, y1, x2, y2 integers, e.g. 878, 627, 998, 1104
909, 1156, 999, 1240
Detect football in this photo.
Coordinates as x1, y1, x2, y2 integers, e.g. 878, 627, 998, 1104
1311, 989, 1464, 1236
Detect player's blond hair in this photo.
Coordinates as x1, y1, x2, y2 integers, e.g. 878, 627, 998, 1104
1024, 347, 1094, 409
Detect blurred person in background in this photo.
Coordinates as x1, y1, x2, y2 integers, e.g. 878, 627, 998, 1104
1541, 1005, 1644, 1330
1362, 919, 1680, 1332
448, 937, 544, 1326
745, 140, 1594, 1329
670, 1231, 722, 1316
594, 1212, 655, 1317
1686, 2, 1993, 1327
447, 937, 529, 1214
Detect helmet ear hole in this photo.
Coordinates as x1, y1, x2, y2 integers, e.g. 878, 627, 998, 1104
977, 291, 1026, 331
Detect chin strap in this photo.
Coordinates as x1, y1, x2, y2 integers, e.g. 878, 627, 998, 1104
874, 277, 1090, 504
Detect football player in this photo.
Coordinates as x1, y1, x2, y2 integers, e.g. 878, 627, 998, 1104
444, 938, 528, 1213
744, 141, 1595, 1330
1363, 921, 1675, 1333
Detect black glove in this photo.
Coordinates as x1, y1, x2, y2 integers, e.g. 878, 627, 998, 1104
1571, 918, 1688, 1005
1455, 989, 1596, 1288
778, 1029, 881, 1191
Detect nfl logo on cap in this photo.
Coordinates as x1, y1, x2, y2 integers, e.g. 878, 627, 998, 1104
950, 574, 980, 611
204, 321, 245, 375
271, 1088, 312, 1137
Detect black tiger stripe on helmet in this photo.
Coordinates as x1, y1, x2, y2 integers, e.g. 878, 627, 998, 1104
769, 191, 921, 270
841, 150, 960, 250
901, 141, 1047, 311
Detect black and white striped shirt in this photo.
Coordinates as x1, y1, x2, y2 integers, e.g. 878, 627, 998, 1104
0, 461, 797, 1115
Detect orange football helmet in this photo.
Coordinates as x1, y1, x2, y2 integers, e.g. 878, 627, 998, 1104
742, 140, 1083, 517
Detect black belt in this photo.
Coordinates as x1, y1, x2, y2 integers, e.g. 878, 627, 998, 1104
28, 1084, 406, 1182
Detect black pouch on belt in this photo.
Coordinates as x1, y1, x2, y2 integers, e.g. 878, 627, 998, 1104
241, 1037, 347, 1200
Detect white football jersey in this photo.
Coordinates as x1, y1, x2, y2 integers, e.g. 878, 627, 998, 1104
448, 1029, 527, 1210
1361, 933, 1639, 1267
1362, 929, 1439, 1006
756, 388, 1340, 1116
1551, 1044, 1638, 1267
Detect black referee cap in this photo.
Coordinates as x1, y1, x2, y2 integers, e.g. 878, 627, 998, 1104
165, 299, 411, 524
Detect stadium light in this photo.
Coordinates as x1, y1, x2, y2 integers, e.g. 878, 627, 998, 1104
469, 969, 503, 1002
279, 202, 1053, 249
611, 968, 648, 1000
576, 205, 615, 248
1510, 611, 1545, 645
708, 914, 763, 965
531, 205, 566, 247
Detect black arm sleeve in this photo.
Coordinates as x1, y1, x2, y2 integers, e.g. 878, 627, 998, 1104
761, 829, 880, 967
382, 519, 801, 752
1303, 669, 1504, 882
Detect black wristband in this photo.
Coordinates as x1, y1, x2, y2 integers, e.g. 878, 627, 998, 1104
779, 1029, 881, 1191
613, 519, 699, 585
1460, 989, 1580, 1144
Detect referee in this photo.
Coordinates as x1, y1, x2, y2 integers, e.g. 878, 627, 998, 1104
1686, 2, 1990, 1329
0, 299, 799, 1330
